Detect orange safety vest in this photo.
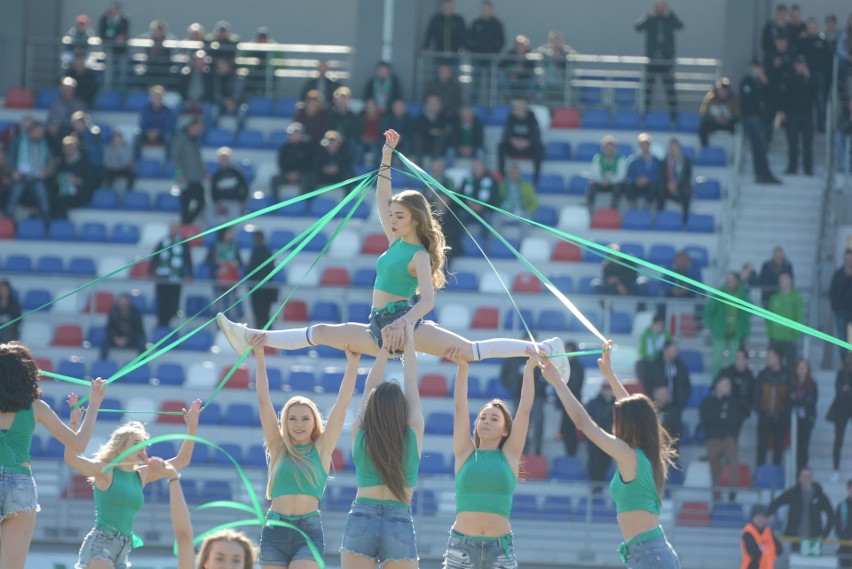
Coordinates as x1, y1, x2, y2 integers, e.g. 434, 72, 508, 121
741, 523, 778, 569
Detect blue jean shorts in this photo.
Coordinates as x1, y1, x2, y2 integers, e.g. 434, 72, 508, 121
0, 469, 39, 522
622, 533, 680, 569
443, 530, 518, 569
340, 499, 418, 564
368, 301, 424, 352
76, 527, 132, 569
259, 510, 324, 566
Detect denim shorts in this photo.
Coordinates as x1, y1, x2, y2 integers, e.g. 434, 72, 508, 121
76, 527, 132, 569
622, 534, 680, 569
368, 301, 423, 352
259, 510, 325, 566
443, 530, 518, 569
0, 469, 39, 522
340, 499, 418, 564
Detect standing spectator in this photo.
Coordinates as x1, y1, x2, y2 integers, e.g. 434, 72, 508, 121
741, 505, 782, 569
455, 158, 499, 233
667, 250, 701, 298
768, 468, 835, 553
698, 78, 738, 147
246, 231, 278, 328
447, 106, 485, 163
839, 16, 852, 102
761, 4, 790, 60
740, 59, 781, 184
766, 272, 803, 370
100, 293, 146, 360
149, 223, 193, 328
829, 353, 852, 482
555, 341, 585, 456
756, 346, 790, 466
204, 57, 247, 132
830, 249, 852, 360
5, 121, 51, 221
0, 280, 22, 343
594, 244, 640, 297
139, 19, 174, 88
378, 99, 415, 157
206, 228, 243, 315
69, 111, 104, 179
719, 348, 756, 434
836, 480, 852, 568
293, 90, 329, 143
299, 61, 338, 102
362, 61, 402, 112
635, 0, 683, 118
98, 2, 130, 91
414, 94, 450, 163
705, 272, 751, 375
52, 135, 97, 219
171, 118, 206, 225
783, 56, 816, 176
423, 64, 463, 116
65, 53, 99, 109
637, 313, 670, 382
767, 35, 794, 143
273, 122, 314, 198
466, 0, 505, 102
137, 84, 176, 160
357, 98, 384, 167
326, 87, 361, 163
585, 382, 615, 492
498, 350, 547, 455
313, 130, 353, 190
497, 98, 543, 183
210, 147, 249, 227
701, 375, 742, 501
824, 14, 840, 53
63, 14, 94, 60
658, 137, 693, 225
625, 133, 661, 209
48, 77, 86, 128
789, 359, 818, 473
586, 135, 627, 212
499, 35, 537, 98
645, 340, 692, 444
204, 20, 239, 65
800, 18, 832, 130
536, 31, 575, 98
103, 131, 135, 191
178, 50, 209, 116
787, 5, 807, 46
421, 0, 466, 62
759, 246, 795, 306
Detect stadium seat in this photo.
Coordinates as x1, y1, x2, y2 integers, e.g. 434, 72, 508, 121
57, 359, 86, 381
522, 455, 548, 480
79, 222, 108, 243
5, 87, 34, 109
487, 238, 520, 259
267, 129, 288, 149
590, 208, 621, 229
51, 324, 82, 347
178, 329, 212, 352
361, 232, 389, 254
36, 256, 64, 275
320, 266, 351, 286
643, 111, 671, 131
720, 464, 753, 488
612, 110, 641, 130
123, 363, 152, 385
648, 244, 677, 267
550, 456, 585, 480
694, 178, 722, 200
85, 291, 115, 314
610, 311, 632, 334
518, 237, 551, 263
0, 217, 14, 239
676, 111, 701, 132
542, 496, 575, 521
156, 363, 185, 386
437, 304, 470, 329
548, 274, 574, 293
681, 351, 706, 375
419, 374, 449, 398
154, 192, 181, 213
220, 365, 250, 389
329, 448, 346, 472
202, 481, 233, 502
123, 191, 151, 211
447, 271, 479, 291
198, 402, 222, 426
246, 96, 275, 116
578, 276, 596, 294
22, 289, 51, 311
157, 401, 187, 424
655, 211, 683, 231
235, 129, 265, 149
471, 307, 499, 329
277, 201, 308, 218
94, 91, 123, 111
503, 309, 534, 331
614, 87, 638, 107
711, 503, 745, 529
244, 445, 267, 468
227, 403, 257, 427
86, 326, 106, 348
98, 398, 124, 422
618, 242, 644, 260
419, 453, 446, 476
134, 158, 162, 179
47, 220, 76, 241
552, 241, 582, 262
535, 310, 566, 333
111, 223, 140, 244
544, 142, 571, 162
551, 107, 580, 128
351, 268, 377, 288
204, 128, 234, 147
277, 97, 299, 117
425, 412, 454, 435
488, 105, 510, 126
124, 91, 148, 111
573, 142, 599, 162
311, 301, 341, 323
16, 219, 46, 240
678, 501, 711, 527
532, 205, 558, 226
686, 213, 716, 233
697, 146, 726, 167
512, 494, 539, 519
621, 209, 653, 231
512, 273, 542, 293
537, 173, 565, 196
185, 295, 213, 317
753, 464, 785, 490
282, 300, 309, 322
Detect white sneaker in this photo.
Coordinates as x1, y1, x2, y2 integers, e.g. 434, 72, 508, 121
216, 312, 250, 355
542, 337, 571, 382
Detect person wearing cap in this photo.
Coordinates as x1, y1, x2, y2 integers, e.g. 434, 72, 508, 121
205, 20, 239, 64
698, 78, 739, 147
312, 130, 353, 192
63, 14, 95, 61
273, 122, 315, 199
625, 133, 661, 209
587, 135, 626, 213
781, 55, 816, 175
741, 505, 782, 569
48, 77, 86, 128
739, 60, 781, 184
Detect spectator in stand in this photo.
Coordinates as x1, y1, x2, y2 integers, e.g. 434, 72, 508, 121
421, 0, 466, 62
5, 121, 51, 221
0, 151, 12, 211
447, 106, 485, 164
205, 20, 239, 65
800, 18, 832, 130
497, 160, 537, 220
206, 227, 243, 315
625, 133, 661, 209
423, 64, 463, 116
499, 35, 537, 98
657, 137, 693, 225
358, 99, 384, 167
379, 99, 415, 158
65, 53, 99, 109
825, 14, 841, 50
594, 243, 639, 297
456, 158, 499, 234
555, 340, 585, 456
63, 14, 95, 61
788, 359, 817, 473
788, 4, 807, 46
241, 26, 283, 91
184, 22, 206, 46
645, 340, 691, 444
756, 346, 789, 466
759, 246, 795, 306
139, 19, 174, 87
767, 35, 794, 143
149, 224, 193, 328
741, 505, 782, 569
326, 87, 361, 163
204, 57, 247, 132
245, 230, 278, 328
362, 61, 402, 113
98, 2, 130, 90
705, 272, 751, 376
838, 98, 852, 170
836, 480, 852, 568
466, 0, 505, 102
273, 122, 314, 198
52, 134, 97, 219
178, 50, 210, 116
830, 249, 852, 361
762, 4, 789, 60
137, 85, 176, 160
783, 56, 817, 176
740, 58, 781, 184
210, 147, 249, 227
698, 78, 738, 147
586, 135, 626, 213
100, 293, 146, 360
300, 61, 339, 102
666, 250, 701, 298
498, 345, 547, 455
48, 77, 86, 128
585, 382, 615, 492
536, 31, 575, 98
0, 280, 22, 343
635, 0, 683, 118
171, 117, 206, 225
839, 16, 852, 108
415, 94, 450, 164
293, 90, 329, 144
719, 348, 756, 435
766, 272, 804, 370
103, 131, 135, 191
769, 467, 835, 553
701, 375, 742, 501
637, 314, 670, 383
69, 111, 104, 181
313, 130, 353, 191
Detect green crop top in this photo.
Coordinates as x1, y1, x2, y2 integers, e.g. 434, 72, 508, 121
94, 468, 145, 536
270, 443, 329, 500
609, 448, 660, 514
374, 239, 425, 298
354, 427, 420, 489
455, 449, 517, 518
0, 404, 35, 474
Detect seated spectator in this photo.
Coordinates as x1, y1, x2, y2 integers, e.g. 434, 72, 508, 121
0, 151, 12, 212
667, 250, 701, 298
700, 375, 743, 501
415, 94, 451, 164
637, 313, 670, 382
274, 122, 314, 198
65, 53, 99, 109
536, 31, 574, 96
705, 272, 750, 375
206, 227, 243, 315
741, 505, 783, 569
379, 99, 415, 158
447, 106, 485, 164
358, 98, 384, 167
246, 230, 278, 328
326, 86, 361, 162
499, 35, 536, 97
586, 135, 626, 212
210, 147, 249, 226
759, 246, 795, 306
768, 468, 835, 553
313, 130, 353, 191
766, 272, 803, 371
423, 64, 463, 116
293, 90, 329, 144
586, 382, 615, 492
69, 111, 104, 180
625, 133, 661, 209
103, 131, 135, 191
756, 346, 790, 466
362, 61, 402, 112
455, 158, 499, 234
139, 19, 174, 87
52, 134, 97, 219
48, 77, 86, 128
300, 61, 339, 102
62, 14, 94, 62
205, 20, 239, 64
497, 97, 543, 183
178, 50, 210, 115
0, 280, 22, 344
171, 117, 207, 225
204, 57, 247, 132
698, 78, 739, 147
646, 341, 692, 445
137, 84, 177, 160
495, 160, 537, 238
594, 243, 640, 297
100, 293, 146, 360
658, 137, 693, 225
718, 348, 756, 432
5, 121, 51, 221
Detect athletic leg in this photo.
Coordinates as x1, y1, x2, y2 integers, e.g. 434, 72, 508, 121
0, 510, 37, 569
289, 560, 321, 569
381, 559, 418, 569
339, 552, 378, 569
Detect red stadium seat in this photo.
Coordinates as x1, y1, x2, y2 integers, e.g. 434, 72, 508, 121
419, 374, 449, 398
0, 217, 14, 239
672, 313, 698, 337
221, 365, 250, 389
522, 454, 548, 480
34, 358, 53, 378
180, 224, 204, 248
512, 273, 542, 293
85, 292, 115, 314
678, 501, 711, 527
130, 259, 150, 279
590, 208, 621, 229
471, 307, 499, 329
158, 401, 187, 424
321, 267, 351, 286
51, 324, 83, 347
331, 448, 346, 471
720, 464, 753, 488
361, 233, 389, 255
551, 107, 580, 129
624, 382, 645, 395
4, 87, 34, 109
282, 300, 309, 322
552, 242, 582, 262
63, 474, 93, 499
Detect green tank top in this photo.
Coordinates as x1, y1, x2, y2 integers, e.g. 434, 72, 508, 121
0, 404, 35, 474
94, 468, 145, 536
374, 239, 425, 298
354, 427, 420, 489
455, 449, 517, 518
609, 448, 660, 514
270, 443, 328, 500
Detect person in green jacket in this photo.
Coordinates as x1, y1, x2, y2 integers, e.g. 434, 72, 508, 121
766, 272, 803, 371
704, 272, 751, 376
497, 161, 538, 238
636, 313, 670, 383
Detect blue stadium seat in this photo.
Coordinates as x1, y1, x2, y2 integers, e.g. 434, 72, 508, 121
694, 178, 722, 200
79, 222, 108, 243
245, 445, 268, 468
311, 301, 341, 323
228, 403, 256, 427
569, 311, 601, 332
94, 91, 124, 111
123, 191, 151, 211
99, 397, 123, 422
43, 438, 65, 459
537, 173, 565, 194
460, 234, 482, 258
267, 129, 288, 149
135, 158, 162, 179
276, 200, 308, 218
309, 197, 337, 217
655, 211, 684, 231
485, 378, 512, 399
573, 142, 599, 162
122, 363, 152, 385
614, 87, 638, 107
548, 274, 574, 293
277, 97, 299, 117
568, 174, 589, 195
288, 369, 317, 392
128, 293, 149, 315
643, 111, 671, 131
648, 244, 677, 267
581, 109, 609, 129
22, 289, 52, 311
246, 96, 275, 116
486, 238, 521, 260
111, 223, 140, 244
48, 219, 76, 241
687, 383, 710, 407
202, 481, 233, 502
612, 110, 641, 130
199, 402, 222, 425
35, 89, 59, 109
686, 213, 715, 233
155, 192, 180, 212
618, 242, 644, 259
610, 311, 632, 334
328, 486, 358, 511
210, 443, 243, 466
352, 268, 377, 288
90, 188, 119, 210
86, 325, 106, 347
185, 295, 213, 317
681, 145, 698, 163
681, 350, 705, 373
235, 129, 265, 149
156, 363, 185, 386
578, 276, 596, 294
319, 369, 343, 393
512, 494, 539, 519
676, 111, 701, 133
536, 309, 567, 332
89, 360, 119, 380
690, 422, 706, 445
124, 91, 148, 112
347, 302, 371, 323
178, 329, 212, 352
269, 229, 296, 250
412, 489, 438, 516
533, 206, 558, 226
247, 195, 273, 214
302, 232, 328, 252
488, 105, 510, 126
16, 219, 46, 240
623, 210, 652, 232
503, 308, 534, 330
419, 453, 446, 475
685, 245, 710, 268
204, 128, 234, 147
550, 456, 586, 481
542, 496, 575, 521
68, 257, 96, 276
447, 271, 478, 291
711, 503, 745, 529
696, 146, 726, 167
425, 412, 454, 435
36, 256, 64, 275
544, 142, 571, 162
668, 463, 685, 486
579, 87, 604, 106
753, 464, 785, 490
57, 359, 86, 380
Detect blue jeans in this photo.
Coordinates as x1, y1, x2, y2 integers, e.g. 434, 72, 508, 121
259, 510, 324, 566
620, 531, 680, 569
340, 499, 418, 564
7, 177, 50, 219
76, 527, 132, 569
0, 470, 39, 522
368, 301, 423, 353
443, 531, 517, 569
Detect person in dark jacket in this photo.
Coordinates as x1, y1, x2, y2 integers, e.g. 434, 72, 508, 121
206, 227, 243, 316
171, 118, 206, 225
829, 353, 852, 480
203, 57, 247, 132
423, 64, 463, 116
497, 97, 543, 184
719, 348, 756, 435
149, 224, 193, 328
740, 59, 781, 184
585, 382, 615, 492
701, 375, 743, 501
273, 122, 314, 198
465, 0, 504, 102
299, 61, 339, 103
761, 4, 790, 60
789, 359, 818, 473
741, 505, 782, 569
755, 346, 790, 466
378, 99, 415, 159
769, 467, 835, 553
65, 53, 99, 109
657, 137, 693, 225
783, 56, 817, 175
759, 246, 795, 307
52, 134, 97, 219
454, 158, 499, 233
447, 106, 485, 163
415, 94, 451, 163
292, 90, 329, 143
137, 85, 176, 160
829, 248, 852, 361
767, 35, 794, 143
799, 18, 832, 129
0, 280, 22, 344
836, 480, 852, 568
246, 231, 278, 328
556, 341, 586, 456
313, 130, 353, 191
210, 147, 248, 226
645, 340, 692, 444
361, 61, 402, 112
635, 0, 683, 118
421, 0, 466, 61
100, 293, 146, 360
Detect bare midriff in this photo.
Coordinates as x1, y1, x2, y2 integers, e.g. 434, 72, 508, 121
270, 494, 321, 516
453, 512, 512, 537
617, 510, 660, 541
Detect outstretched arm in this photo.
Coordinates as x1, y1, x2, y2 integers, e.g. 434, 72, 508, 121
139, 400, 201, 485
319, 344, 360, 466
151, 458, 194, 569
598, 341, 630, 401
502, 355, 537, 462
250, 333, 285, 451
401, 320, 424, 440
447, 347, 475, 462
376, 130, 399, 241
39, 379, 107, 453
353, 346, 390, 434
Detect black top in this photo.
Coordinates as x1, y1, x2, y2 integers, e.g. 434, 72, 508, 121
211, 166, 249, 203
635, 11, 683, 60
700, 394, 743, 440
466, 16, 505, 54
740, 75, 769, 117
500, 111, 542, 146
422, 13, 466, 52
830, 266, 852, 313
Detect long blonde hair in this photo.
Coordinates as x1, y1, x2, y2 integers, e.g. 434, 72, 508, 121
89, 421, 149, 482
196, 529, 257, 569
265, 396, 324, 500
391, 190, 447, 291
